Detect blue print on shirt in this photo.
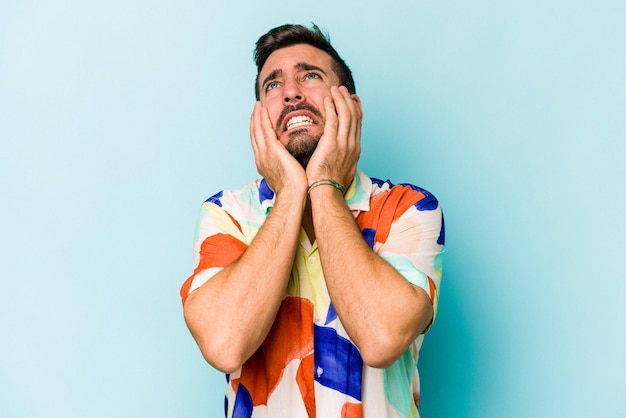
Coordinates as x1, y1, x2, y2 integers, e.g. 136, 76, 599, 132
438, 213, 445, 245
232, 383, 253, 418
371, 177, 391, 188
205, 190, 224, 207
314, 324, 363, 401
259, 179, 275, 205
401, 183, 439, 211
325, 303, 338, 325
361, 228, 376, 248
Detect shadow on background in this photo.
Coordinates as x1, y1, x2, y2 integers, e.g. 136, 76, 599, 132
418, 260, 480, 416
359, 99, 489, 416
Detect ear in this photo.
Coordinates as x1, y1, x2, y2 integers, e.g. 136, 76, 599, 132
351, 94, 363, 120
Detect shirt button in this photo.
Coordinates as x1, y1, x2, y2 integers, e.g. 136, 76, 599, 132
317, 366, 324, 377
308, 255, 316, 264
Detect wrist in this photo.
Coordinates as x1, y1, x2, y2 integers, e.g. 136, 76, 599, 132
307, 179, 346, 195
274, 186, 308, 213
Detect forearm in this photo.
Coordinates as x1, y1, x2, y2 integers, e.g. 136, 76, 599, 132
183, 191, 306, 372
310, 186, 433, 368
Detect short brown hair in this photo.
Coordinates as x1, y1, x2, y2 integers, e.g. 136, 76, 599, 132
253, 23, 356, 100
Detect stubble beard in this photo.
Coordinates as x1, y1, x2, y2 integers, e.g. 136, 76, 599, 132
285, 129, 321, 168
276, 103, 324, 168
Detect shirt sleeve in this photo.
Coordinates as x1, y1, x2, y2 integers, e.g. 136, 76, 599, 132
179, 198, 250, 305
356, 184, 445, 327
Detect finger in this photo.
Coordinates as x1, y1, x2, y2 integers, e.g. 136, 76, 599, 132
340, 87, 362, 155
340, 86, 359, 142
259, 104, 277, 146
322, 93, 338, 143
332, 86, 354, 146
250, 101, 265, 162
351, 93, 363, 122
250, 101, 262, 155
354, 97, 362, 150
353, 113, 362, 157
343, 88, 361, 150
340, 85, 358, 119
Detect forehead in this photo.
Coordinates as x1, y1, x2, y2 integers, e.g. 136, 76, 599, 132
259, 44, 336, 79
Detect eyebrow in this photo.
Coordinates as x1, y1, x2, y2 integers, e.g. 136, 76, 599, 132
294, 62, 327, 76
261, 69, 282, 89
261, 62, 328, 89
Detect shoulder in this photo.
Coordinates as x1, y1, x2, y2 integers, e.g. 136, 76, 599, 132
195, 178, 273, 228
356, 174, 445, 248
201, 178, 271, 210
368, 176, 442, 212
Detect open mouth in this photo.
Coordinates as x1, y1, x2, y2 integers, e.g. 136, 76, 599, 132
277, 104, 323, 135
285, 115, 315, 131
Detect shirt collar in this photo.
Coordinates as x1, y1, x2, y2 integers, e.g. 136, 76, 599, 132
259, 168, 372, 214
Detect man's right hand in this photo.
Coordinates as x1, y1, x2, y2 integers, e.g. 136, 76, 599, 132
185, 101, 309, 373
250, 101, 308, 198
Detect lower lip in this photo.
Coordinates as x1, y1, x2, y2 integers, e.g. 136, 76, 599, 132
286, 123, 315, 131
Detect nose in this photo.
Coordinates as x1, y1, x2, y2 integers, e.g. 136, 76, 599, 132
283, 79, 303, 104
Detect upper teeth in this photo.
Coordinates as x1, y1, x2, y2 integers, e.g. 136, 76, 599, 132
286, 115, 314, 130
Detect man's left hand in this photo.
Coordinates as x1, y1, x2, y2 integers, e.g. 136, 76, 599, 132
306, 85, 362, 190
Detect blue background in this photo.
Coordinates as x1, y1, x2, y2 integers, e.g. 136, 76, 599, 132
1, 1, 624, 417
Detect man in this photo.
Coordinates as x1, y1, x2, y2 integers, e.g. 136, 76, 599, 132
181, 23, 445, 418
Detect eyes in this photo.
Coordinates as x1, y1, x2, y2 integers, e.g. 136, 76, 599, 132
264, 72, 322, 93
303, 72, 321, 81
265, 81, 280, 92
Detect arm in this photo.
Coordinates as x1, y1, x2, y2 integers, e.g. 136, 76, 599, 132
183, 102, 308, 373
309, 186, 435, 368
307, 87, 436, 368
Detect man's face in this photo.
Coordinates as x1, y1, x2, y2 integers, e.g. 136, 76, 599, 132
257, 44, 341, 165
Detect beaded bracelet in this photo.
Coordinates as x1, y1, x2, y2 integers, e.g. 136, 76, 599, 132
307, 179, 346, 195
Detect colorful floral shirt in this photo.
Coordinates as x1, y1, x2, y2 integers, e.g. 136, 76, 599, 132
180, 170, 445, 418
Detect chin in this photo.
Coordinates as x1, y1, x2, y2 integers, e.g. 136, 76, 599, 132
285, 129, 320, 167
